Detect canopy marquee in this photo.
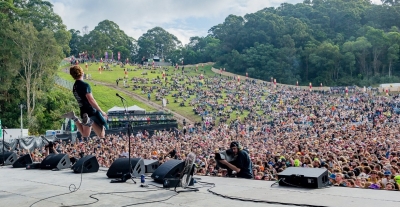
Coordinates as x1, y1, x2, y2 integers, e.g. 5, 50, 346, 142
107, 105, 146, 113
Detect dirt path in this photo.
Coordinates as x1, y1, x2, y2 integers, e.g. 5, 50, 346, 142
90, 80, 194, 125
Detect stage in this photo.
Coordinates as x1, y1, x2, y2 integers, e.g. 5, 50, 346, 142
0, 166, 399, 207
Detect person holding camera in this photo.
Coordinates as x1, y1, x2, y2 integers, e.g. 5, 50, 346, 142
45, 141, 58, 155
217, 141, 253, 179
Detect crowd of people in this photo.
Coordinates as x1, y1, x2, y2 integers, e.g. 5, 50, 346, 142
19, 63, 400, 192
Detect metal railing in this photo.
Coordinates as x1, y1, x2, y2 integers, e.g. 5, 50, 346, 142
55, 76, 73, 90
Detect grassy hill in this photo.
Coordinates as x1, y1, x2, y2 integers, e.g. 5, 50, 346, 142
57, 69, 154, 112
58, 63, 266, 122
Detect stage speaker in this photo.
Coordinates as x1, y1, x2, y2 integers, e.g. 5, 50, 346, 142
72, 155, 99, 173
278, 167, 329, 188
0, 152, 17, 165
107, 158, 145, 178
143, 159, 159, 173
151, 159, 184, 183
13, 154, 32, 168
41, 154, 71, 170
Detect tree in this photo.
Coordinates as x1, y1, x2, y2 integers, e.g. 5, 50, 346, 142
79, 20, 137, 60
6, 21, 63, 128
342, 37, 371, 78
387, 44, 399, 77
387, 31, 400, 77
301, 42, 318, 82
137, 27, 182, 61
69, 29, 81, 57
365, 26, 388, 75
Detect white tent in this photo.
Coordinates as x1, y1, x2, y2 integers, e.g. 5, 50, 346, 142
107, 105, 146, 113
107, 106, 125, 113
127, 105, 145, 112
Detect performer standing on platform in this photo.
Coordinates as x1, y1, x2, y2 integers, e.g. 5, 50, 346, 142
218, 141, 253, 179
61, 65, 108, 141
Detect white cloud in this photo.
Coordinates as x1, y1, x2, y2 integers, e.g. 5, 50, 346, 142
49, 0, 383, 44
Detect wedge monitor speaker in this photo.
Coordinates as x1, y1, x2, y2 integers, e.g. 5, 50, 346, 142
40, 154, 71, 170
107, 158, 145, 178
278, 167, 329, 188
72, 155, 99, 173
0, 152, 17, 165
143, 159, 159, 173
13, 154, 32, 168
151, 159, 184, 183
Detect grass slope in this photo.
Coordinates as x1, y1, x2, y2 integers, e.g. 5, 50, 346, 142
59, 63, 263, 122
57, 69, 153, 112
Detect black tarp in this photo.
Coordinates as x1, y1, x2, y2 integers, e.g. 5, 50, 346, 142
0, 133, 77, 153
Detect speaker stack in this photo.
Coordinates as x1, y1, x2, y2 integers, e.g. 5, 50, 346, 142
278, 167, 329, 188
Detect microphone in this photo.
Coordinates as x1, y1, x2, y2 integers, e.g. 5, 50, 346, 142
116, 93, 126, 101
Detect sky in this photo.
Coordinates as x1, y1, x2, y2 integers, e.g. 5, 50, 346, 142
49, 0, 382, 45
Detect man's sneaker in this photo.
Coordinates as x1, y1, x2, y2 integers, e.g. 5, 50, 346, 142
61, 111, 76, 119
82, 113, 93, 127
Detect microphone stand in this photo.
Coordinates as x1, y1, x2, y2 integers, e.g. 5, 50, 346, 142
1, 126, 7, 166
112, 95, 136, 184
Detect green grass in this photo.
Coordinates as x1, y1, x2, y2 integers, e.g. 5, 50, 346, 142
86, 83, 154, 112
59, 63, 268, 122
57, 69, 153, 112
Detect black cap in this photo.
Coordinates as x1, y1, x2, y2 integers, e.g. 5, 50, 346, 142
230, 141, 239, 148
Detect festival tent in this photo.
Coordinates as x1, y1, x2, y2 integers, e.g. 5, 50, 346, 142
127, 105, 146, 112
107, 105, 146, 113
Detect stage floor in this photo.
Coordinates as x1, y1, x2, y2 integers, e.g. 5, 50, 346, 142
0, 166, 399, 207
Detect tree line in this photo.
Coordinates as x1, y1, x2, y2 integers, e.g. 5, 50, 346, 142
187, 0, 400, 86
69, 22, 184, 65
70, 0, 400, 87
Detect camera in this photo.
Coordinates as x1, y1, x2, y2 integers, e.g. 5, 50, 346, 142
45, 141, 54, 149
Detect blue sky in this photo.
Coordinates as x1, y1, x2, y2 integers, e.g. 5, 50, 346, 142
49, 0, 381, 45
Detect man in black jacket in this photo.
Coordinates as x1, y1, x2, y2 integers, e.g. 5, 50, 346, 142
218, 141, 253, 179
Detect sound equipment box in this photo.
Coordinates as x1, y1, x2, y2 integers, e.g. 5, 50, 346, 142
40, 154, 71, 170
13, 154, 32, 168
0, 152, 17, 165
163, 177, 194, 188
151, 159, 184, 183
72, 155, 99, 173
107, 158, 145, 178
143, 159, 159, 173
278, 167, 329, 188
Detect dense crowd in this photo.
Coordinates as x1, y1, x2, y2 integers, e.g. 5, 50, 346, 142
21, 65, 400, 191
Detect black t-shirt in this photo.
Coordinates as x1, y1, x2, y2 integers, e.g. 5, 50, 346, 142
232, 150, 253, 179
168, 149, 177, 159
73, 80, 96, 117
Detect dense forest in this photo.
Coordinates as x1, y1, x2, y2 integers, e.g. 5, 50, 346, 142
186, 0, 400, 86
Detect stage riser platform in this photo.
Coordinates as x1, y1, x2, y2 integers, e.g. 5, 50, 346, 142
0, 167, 398, 207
